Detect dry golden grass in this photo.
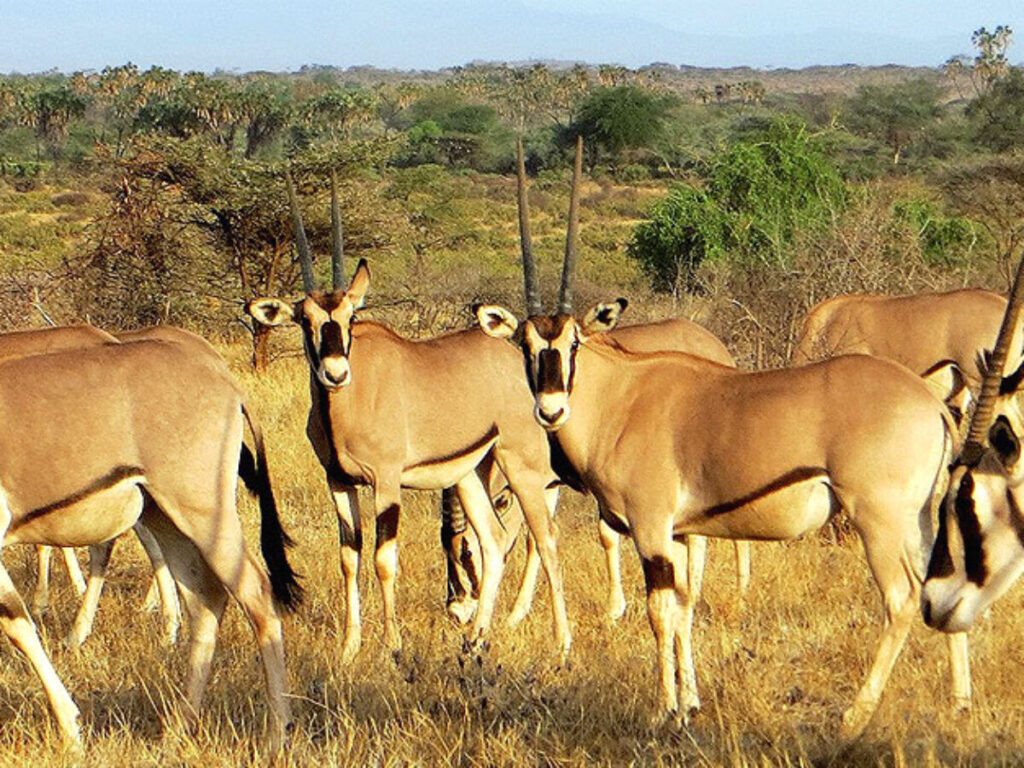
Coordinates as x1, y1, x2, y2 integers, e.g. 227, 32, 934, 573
3, 343, 1024, 767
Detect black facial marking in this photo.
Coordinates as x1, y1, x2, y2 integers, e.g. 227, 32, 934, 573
1005, 489, 1024, 552
537, 348, 564, 393
926, 500, 955, 579
642, 555, 675, 592
990, 416, 1021, 466
320, 319, 346, 359
953, 473, 988, 586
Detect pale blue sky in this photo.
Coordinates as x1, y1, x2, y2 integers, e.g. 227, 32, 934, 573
2, 1, 1021, 74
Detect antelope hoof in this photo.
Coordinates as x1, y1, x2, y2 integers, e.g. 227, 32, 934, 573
505, 603, 531, 629
954, 696, 972, 715
30, 598, 49, 619
839, 701, 876, 743
461, 632, 490, 658
65, 627, 88, 649
447, 598, 477, 626
605, 597, 627, 624
648, 707, 685, 733
162, 620, 180, 647
340, 634, 362, 664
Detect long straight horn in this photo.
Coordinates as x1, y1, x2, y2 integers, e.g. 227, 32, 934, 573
330, 169, 345, 290
517, 137, 542, 316
964, 247, 1024, 462
285, 170, 316, 293
557, 135, 583, 315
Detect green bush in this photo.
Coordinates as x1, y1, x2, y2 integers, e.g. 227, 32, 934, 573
628, 119, 847, 292
891, 198, 981, 265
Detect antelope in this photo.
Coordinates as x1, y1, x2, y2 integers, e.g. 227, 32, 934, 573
247, 171, 570, 661
476, 135, 970, 741
10, 324, 272, 648
0, 334, 300, 748
444, 309, 753, 627
441, 139, 750, 628
0, 325, 179, 644
923, 253, 1024, 634
793, 289, 1019, 422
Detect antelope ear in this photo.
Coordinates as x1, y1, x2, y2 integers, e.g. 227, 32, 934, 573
582, 298, 628, 332
346, 258, 371, 309
247, 298, 295, 327
990, 415, 1021, 467
475, 304, 519, 338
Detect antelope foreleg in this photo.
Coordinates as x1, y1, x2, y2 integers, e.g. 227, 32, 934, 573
457, 471, 505, 652
948, 631, 971, 712
676, 535, 706, 718
600, 518, 627, 623
373, 487, 402, 657
66, 539, 114, 647
0, 557, 80, 744
330, 480, 362, 663
642, 553, 681, 725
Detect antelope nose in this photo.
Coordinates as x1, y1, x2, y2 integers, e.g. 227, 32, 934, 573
324, 368, 349, 386
538, 407, 564, 425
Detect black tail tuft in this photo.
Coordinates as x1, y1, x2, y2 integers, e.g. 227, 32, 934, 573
238, 444, 260, 496
242, 404, 303, 611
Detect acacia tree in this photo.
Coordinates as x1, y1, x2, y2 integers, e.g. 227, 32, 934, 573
570, 85, 671, 169
80, 136, 391, 369
843, 78, 942, 164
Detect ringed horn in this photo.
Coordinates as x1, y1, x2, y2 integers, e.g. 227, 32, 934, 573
285, 168, 347, 292
558, 135, 584, 315
963, 247, 1024, 464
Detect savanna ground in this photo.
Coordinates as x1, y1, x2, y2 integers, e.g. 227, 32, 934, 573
0, 344, 1021, 768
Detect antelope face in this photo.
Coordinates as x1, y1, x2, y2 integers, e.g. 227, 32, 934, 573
476, 305, 580, 431
923, 423, 1024, 632
248, 259, 370, 390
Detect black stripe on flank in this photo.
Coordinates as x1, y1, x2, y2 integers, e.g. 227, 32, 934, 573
20, 465, 145, 524
701, 467, 829, 518
954, 473, 988, 586
404, 428, 498, 472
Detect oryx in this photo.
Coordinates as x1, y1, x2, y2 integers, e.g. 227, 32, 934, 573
923, 252, 1024, 633
442, 139, 750, 627
477, 136, 970, 741
247, 171, 570, 661
793, 289, 1018, 422
0, 334, 300, 748
0, 325, 180, 644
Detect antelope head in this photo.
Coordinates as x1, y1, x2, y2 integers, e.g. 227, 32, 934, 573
248, 170, 368, 390
923, 251, 1024, 632
479, 135, 617, 432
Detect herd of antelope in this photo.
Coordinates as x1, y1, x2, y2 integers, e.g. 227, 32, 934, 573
4, 136, 1024, 753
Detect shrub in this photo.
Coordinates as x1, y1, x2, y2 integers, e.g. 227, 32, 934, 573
628, 119, 847, 293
